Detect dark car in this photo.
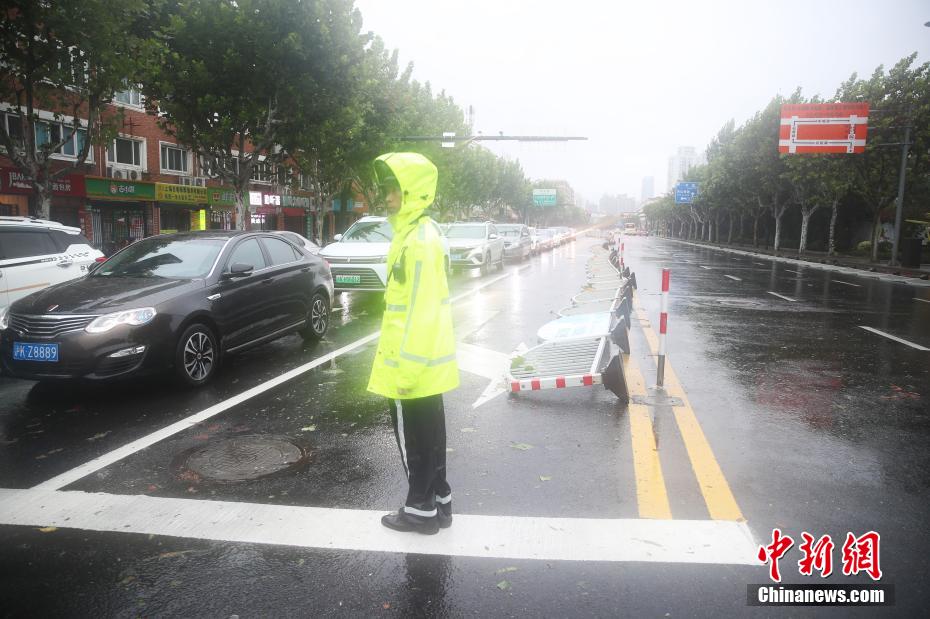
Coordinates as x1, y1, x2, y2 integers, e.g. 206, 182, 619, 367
498, 224, 533, 261
0, 231, 334, 387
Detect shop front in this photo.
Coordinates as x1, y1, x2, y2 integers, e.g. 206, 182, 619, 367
249, 191, 281, 231
83, 176, 156, 255
207, 187, 237, 230
0, 166, 85, 224
282, 193, 314, 239
156, 182, 208, 233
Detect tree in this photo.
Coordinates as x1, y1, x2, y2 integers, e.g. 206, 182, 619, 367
141, 0, 366, 230
0, 0, 148, 218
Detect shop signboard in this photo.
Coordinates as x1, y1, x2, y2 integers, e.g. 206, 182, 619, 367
85, 176, 156, 200
282, 194, 311, 209
156, 182, 208, 205
208, 188, 237, 208
0, 167, 85, 196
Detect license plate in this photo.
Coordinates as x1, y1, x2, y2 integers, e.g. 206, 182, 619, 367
335, 274, 361, 284
13, 342, 59, 362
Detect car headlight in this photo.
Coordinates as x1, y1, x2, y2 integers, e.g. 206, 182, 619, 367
86, 307, 157, 333
0, 306, 9, 331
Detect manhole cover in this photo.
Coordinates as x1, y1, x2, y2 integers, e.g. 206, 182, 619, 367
181, 435, 307, 482
631, 394, 685, 407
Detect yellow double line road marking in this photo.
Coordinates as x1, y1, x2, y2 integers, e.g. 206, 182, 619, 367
630, 294, 744, 522
624, 354, 672, 519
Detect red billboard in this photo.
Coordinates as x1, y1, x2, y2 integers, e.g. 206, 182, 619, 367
779, 103, 869, 154
0, 167, 86, 196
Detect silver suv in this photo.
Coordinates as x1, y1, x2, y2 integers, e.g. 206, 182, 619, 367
445, 222, 506, 275
0, 217, 104, 315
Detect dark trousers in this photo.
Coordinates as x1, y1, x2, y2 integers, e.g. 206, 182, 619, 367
389, 395, 450, 516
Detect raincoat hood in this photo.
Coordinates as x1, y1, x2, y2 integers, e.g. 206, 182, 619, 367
375, 152, 438, 258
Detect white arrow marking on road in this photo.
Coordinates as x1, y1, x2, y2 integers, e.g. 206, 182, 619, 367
724, 275, 742, 281
859, 326, 930, 351
456, 341, 518, 409
766, 291, 796, 302
0, 488, 761, 566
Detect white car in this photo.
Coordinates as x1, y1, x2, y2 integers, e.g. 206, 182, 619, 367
320, 216, 451, 292
0, 217, 104, 315
445, 222, 505, 274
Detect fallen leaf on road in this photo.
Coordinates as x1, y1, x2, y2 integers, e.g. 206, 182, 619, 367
539, 476, 552, 481
38, 527, 57, 533
382, 603, 391, 610
496, 580, 512, 591
460, 427, 475, 433
495, 567, 518, 574
301, 425, 317, 432
86, 431, 110, 441
157, 550, 195, 560
510, 442, 533, 451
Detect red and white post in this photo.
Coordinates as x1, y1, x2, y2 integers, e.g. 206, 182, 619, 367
620, 242, 625, 269
657, 268, 670, 388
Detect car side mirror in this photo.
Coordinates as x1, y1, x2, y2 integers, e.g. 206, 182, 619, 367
87, 261, 103, 274
489, 233, 498, 240
333, 234, 343, 242
224, 262, 254, 279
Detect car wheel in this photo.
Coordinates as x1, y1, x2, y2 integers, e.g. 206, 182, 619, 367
301, 291, 330, 341
175, 323, 218, 387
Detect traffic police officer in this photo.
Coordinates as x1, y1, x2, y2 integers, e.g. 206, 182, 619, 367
368, 152, 459, 535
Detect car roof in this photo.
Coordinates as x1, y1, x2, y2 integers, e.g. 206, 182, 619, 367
0, 216, 81, 234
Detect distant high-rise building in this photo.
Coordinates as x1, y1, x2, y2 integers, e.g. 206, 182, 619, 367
667, 146, 701, 192
641, 176, 655, 203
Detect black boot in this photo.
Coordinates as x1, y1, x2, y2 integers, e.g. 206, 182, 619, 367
437, 500, 452, 529
381, 508, 440, 535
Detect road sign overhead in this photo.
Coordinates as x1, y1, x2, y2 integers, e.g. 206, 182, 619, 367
779, 103, 869, 154
674, 182, 699, 204
533, 188, 557, 207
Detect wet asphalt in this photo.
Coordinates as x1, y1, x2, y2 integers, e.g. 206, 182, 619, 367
1, 234, 929, 617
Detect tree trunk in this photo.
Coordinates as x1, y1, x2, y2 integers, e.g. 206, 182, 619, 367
36, 183, 53, 220
716, 213, 723, 242
739, 212, 745, 243
774, 211, 783, 252
727, 211, 735, 244
828, 199, 838, 256
752, 214, 759, 247
234, 189, 248, 231
799, 210, 811, 254
870, 211, 881, 262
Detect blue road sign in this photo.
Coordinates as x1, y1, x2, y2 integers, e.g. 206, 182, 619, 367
675, 182, 699, 204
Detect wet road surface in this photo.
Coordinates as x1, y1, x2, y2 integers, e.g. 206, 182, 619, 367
1, 234, 928, 616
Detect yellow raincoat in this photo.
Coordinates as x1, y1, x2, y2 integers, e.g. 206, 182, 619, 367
367, 153, 459, 399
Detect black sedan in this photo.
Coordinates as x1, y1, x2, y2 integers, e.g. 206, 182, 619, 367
0, 231, 334, 386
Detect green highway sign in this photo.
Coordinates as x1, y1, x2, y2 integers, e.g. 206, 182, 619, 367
533, 188, 557, 207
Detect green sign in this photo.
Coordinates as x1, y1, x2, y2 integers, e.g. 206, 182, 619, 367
533, 188, 557, 207
85, 176, 156, 200
208, 187, 238, 208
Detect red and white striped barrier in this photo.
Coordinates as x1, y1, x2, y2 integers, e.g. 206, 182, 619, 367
657, 268, 670, 387
510, 373, 601, 392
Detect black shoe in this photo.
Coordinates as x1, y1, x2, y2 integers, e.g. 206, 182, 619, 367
437, 501, 453, 529
381, 509, 440, 535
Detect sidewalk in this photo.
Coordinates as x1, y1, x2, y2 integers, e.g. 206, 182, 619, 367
661, 237, 930, 288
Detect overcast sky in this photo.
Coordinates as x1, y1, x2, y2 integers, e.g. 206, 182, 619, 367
353, 0, 930, 205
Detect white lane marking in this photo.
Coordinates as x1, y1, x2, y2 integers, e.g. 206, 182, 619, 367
754, 262, 766, 266
724, 275, 742, 281
832, 280, 861, 287
0, 489, 761, 566
859, 326, 930, 351
699, 266, 712, 270
457, 342, 509, 381
785, 269, 801, 274
767, 292, 796, 302
913, 298, 930, 304
35, 268, 527, 491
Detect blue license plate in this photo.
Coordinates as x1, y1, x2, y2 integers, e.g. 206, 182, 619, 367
13, 342, 59, 362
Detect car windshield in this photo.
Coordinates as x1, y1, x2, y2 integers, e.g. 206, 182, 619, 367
93, 237, 226, 279
446, 225, 486, 239
341, 220, 393, 243
497, 227, 523, 237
